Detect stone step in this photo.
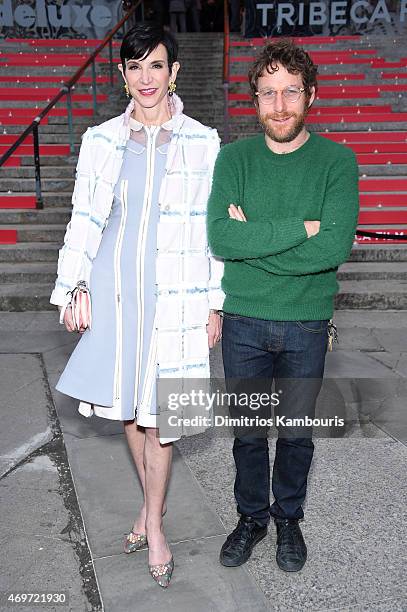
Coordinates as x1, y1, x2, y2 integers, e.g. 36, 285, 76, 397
0, 242, 59, 263
1, 260, 404, 285
1, 224, 65, 242
336, 279, 407, 309
0, 282, 54, 311
228, 120, 407, 132
0, 193, 72, 207
0, 207, 70, 225
0, 82, 110, 93
0, 262, 56, 283
1, 277, 406, 311
1, 125, 89, 136
349, 244, 407, 261
338, 261, 407, 280
19, 155, 77, 166
0, 191, 72, 211
0, 177, 75, 192
2, 166, 75, 179
0, 99, 109, 110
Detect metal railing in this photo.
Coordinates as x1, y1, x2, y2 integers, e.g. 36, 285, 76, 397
222, 0, 230, 144
0, 0, 142, 208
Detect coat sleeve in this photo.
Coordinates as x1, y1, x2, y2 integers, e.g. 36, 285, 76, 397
50, 128, 94, 313
206, 130, 225, 311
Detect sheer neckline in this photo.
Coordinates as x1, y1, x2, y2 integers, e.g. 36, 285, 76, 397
129, 116, 174, 132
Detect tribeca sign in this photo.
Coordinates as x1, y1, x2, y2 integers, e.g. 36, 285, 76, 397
256, 0, 407, 27
0, 0, 115, 29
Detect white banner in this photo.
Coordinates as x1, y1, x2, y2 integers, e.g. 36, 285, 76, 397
0, 0, 124, 38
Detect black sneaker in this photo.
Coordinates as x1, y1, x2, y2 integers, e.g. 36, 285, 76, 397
274, 518, 307, 572
220, 515, 267, 567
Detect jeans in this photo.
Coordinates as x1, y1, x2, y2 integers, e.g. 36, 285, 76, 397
222, 313, 328, 525
170, 11, 187, 32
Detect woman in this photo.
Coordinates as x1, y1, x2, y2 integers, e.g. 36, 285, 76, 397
50, 23, 223, 588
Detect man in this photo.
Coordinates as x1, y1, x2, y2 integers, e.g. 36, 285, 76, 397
207, 40, 359, 572
230, 0, 241, 32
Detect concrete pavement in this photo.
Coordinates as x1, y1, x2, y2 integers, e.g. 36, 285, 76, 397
0, 310, 406, 611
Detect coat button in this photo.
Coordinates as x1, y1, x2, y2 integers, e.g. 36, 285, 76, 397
165, 205, 170, 211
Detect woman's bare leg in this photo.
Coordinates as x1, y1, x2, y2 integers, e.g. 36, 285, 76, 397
124, 420, 168, 534
144, 427, 173, 565
124, 419, 148, 533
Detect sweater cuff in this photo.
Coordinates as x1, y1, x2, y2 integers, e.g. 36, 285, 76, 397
285, 218, 308, 248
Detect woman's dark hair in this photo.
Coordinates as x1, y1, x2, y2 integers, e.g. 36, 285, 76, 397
248, 39, 318, 102
120, 22, 178, 70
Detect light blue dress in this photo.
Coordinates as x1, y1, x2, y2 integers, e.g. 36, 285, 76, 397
57, 126, 168, 422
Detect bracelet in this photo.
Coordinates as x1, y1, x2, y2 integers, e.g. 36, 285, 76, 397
209, 309, 223, 316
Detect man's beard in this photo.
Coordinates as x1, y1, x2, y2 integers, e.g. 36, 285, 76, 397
258, 108, 308, 144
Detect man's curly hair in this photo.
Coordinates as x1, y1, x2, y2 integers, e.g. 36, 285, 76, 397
248, 39, 318, 103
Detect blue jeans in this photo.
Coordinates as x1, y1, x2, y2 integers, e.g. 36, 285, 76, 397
222, 313, 329, 525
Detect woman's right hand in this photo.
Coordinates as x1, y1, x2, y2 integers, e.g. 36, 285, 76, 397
63, 305, 77, 332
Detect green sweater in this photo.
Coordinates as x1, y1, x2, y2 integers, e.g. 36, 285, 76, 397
207, 132, 359, 320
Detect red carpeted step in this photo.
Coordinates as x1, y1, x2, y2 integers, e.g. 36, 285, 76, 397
229, 93, 392, 115
0, 135, 34, 144
334, 142, 407, 155
318, 91, 380, 99
0, 144, 70, 155
0, 52, 107, 60
230, 73, 366, 82
380, 72, 407, 79
0, 92, 107, 101
1, 157, 21, 167
6, 38, 121, 47
319, 84, 407, 93
0, 117, 49, 125
360, 194, 407, 207
0, 230, 17, 244
0, 57, 109, 66
371, 60, 407, 68
0, 75, 110, 84
356, 153, 407, 164
0, 108, 93, 118
0, 196, 36, 209
0, 87, 67, 96
229, 108, 407, 122
358, 211, 407, 224
229, 83, 407, 96
230, 36, 360, 46
321, 132, 407, 143
341, 143, 407, 154
231, 55, 378, 64
315, 73, 366, 81
359, 179, 407, 191
312, 105, 392, 114
228, 95, 391, 114
356, 233, 407, 243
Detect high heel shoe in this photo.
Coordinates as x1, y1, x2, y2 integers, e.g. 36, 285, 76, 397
124, 508, 166, 554
148, 555, 174, 588
124, 531, 148, 554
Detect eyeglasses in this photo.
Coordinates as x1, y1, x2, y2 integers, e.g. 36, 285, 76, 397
255, 87, 305, 104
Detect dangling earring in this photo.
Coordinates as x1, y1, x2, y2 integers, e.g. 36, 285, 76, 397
168, 81, 177, 97
124, 82, 130, 98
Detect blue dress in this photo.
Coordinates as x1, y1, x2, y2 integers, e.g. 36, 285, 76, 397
57, 126, 168, 423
